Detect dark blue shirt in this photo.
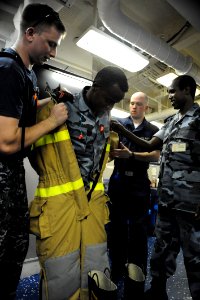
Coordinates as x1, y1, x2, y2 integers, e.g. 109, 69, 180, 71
113, 116, 159, 177
0, 48, 38, 159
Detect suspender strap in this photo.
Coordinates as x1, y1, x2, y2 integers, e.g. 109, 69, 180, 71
87, 141, 107, 201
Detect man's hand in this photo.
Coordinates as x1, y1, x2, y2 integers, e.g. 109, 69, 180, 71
48, 103, 68, 128
110, 142, 133, 158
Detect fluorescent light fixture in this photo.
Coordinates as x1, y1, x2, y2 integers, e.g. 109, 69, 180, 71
76, 26, 149, 72
156, 72, 178, 87
157, 73, 200, 97
150, 121, 163, 129
51, 71, 92, 90
195, 88, 200, 97
111, 108, 129, 118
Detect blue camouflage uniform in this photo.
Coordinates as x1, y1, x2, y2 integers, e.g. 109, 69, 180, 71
66, 86, 110, 190
107, 116, 159, 280
150, 103, 200, 300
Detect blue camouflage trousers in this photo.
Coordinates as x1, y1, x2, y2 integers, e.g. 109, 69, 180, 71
0, 159, 29, 299
150, 206, 200, 300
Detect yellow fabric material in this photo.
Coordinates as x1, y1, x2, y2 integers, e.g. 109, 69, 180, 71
32, 129, 70, 148
29, 101, 111, 300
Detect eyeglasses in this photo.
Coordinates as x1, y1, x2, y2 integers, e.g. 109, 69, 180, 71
31, 12, 60, 28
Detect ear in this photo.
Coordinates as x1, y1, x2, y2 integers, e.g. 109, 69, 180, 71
25, 27, 35, 42
185, 86, 190, 95
92, 84, 100, 92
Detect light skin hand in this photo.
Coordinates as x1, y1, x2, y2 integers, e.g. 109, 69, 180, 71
110, 142, 132, 158
110, 142, 160, 162
0, 103, 68, 155
47, 102, 68, 128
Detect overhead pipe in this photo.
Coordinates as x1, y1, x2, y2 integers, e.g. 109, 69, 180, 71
97, 0, 200, 85
166, 0, 200, 33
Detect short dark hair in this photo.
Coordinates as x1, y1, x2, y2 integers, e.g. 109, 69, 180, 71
20, 3, 66, 36
93, 66, 128, 93
173, 75, 197, 99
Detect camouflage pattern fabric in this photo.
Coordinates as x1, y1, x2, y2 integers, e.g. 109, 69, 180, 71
150, 207, 200, 300
0, 159, 29, 299
66, 87, 110, 190
150, 103, 200, 299
155, 103, 200, 214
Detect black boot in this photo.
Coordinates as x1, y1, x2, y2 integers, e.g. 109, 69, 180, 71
124, 263, 145, 300
88, 270, 118, 300
144, 277, 168, 300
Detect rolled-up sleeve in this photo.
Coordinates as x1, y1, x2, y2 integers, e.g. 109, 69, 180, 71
153, 125, 166, 141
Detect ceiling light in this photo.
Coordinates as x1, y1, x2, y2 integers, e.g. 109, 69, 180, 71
195, 88, 200, 97
76, 26, 149, 72
51, 71, 92, 90
156, 73, 200, 97
150, 121, 163, 129
111, 108, 129, 118
156, 72, 178, 87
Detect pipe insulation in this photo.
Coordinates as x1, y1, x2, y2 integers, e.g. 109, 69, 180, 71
97, 0, 200, 85
166, 0, 200, 33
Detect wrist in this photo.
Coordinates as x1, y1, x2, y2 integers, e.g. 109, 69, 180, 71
46, 115, 58, 131
130, 151, 135, 159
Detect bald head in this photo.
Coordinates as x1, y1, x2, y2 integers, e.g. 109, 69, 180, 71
129, 92, 148, 122
130, 92, 148, 104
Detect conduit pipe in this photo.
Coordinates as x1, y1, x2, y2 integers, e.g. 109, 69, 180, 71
97, 0, 200, 85
166, 0, 200, 33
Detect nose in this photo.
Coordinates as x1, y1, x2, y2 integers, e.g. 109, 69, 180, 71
168, 93, 173, 99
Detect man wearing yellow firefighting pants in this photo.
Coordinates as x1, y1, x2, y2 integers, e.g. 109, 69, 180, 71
29, 66, 128, 300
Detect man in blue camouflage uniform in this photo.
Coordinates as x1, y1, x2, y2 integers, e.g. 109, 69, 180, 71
66, 66, 128, 191
110, 75, 200, 300
107, 92, 160, 299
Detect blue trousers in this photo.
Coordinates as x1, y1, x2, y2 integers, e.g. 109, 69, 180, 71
150, 206, 200, 300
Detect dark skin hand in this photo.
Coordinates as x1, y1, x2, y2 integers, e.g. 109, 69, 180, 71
110, 119, 162, 151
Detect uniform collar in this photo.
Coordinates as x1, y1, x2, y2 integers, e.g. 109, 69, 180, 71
76, 86, 109, 122
176, 103, 199, 120
184, 103, 199, 116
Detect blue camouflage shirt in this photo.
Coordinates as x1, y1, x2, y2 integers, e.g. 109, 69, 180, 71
154, 103, 200, 212
66, 87, 110, 190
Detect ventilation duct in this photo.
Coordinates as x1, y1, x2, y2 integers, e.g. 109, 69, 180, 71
166, 0, 200, 33
97, 0, 200, 85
